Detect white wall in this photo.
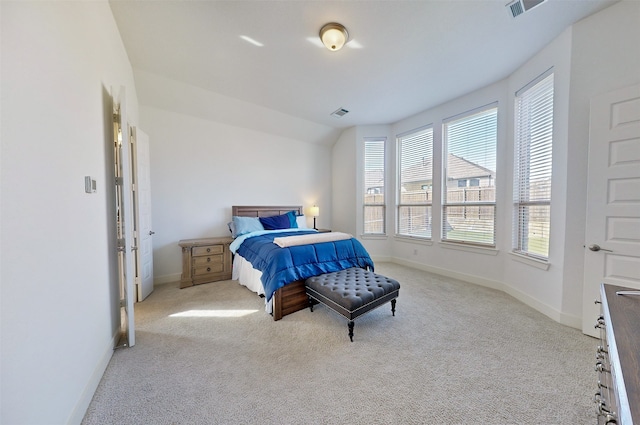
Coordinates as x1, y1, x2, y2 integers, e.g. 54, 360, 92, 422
389, 80, 511, 293
331, 127, 356, 235
502, 28, 574, 321
338, 0, 640, 329
1, 2, 138, 424
568, 0, 640, 329
137, 73, 333, 282
332, 125, 393, 240
332, 125, 392, 260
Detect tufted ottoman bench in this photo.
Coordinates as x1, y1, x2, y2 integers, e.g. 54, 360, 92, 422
305, 267, 400, 341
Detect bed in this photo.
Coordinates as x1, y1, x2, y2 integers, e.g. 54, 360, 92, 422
230, 205, 374, 320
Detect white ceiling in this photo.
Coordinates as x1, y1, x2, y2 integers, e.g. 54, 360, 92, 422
109, 0, 617, 131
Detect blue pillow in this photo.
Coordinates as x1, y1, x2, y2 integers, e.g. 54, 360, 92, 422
259, 211, 298, 230
232, 216, 264, 237
286, 210, 298, 228
259, 214, 290, 230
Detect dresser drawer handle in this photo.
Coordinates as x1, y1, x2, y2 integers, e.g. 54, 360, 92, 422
207, 257, 211, 262
595, 362, 610, 373
207, 267, 211, 272
206, 248, 211, 253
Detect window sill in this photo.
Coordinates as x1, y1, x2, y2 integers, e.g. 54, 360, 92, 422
394, 235, 433, 246
439, 241, 498, 256
509, 252, 550, 270
361, 234, 388, 241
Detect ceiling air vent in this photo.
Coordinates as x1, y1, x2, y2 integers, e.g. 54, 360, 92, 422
331, 108, 349, 118
506, 0, 546, 18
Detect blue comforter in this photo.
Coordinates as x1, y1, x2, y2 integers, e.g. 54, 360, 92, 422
235, 230, 374, 302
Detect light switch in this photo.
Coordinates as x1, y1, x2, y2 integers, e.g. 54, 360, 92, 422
85, 176, 97, 193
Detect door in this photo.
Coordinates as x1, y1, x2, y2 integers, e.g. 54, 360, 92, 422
131, 127, 154, 302
113, 87, 136, 347
582, 83, 640, 337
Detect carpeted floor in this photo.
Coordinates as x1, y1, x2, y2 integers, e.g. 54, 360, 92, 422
82, 263, 596, 425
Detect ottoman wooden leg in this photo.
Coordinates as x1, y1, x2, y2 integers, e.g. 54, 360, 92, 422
391, 299, 396, 316
348, 320, 354, 342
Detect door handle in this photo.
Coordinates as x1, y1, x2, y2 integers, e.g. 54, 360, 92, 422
149, 231, 155, 235
616, 291, 640, 297
588, 244, 613, 252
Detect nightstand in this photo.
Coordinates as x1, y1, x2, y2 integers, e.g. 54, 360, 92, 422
179, 236, 233, 288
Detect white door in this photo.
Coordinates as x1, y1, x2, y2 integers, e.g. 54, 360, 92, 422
113, 86, 136, 347
132, 127, 154, 301
582, 83, 640, 337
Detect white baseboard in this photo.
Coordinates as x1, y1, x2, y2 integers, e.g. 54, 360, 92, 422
66, 332, 119, 425
392, 256, 504, 290
390, 257, 581, 330
154, 272, 181, 285
370, 255, 393, 264
154, 260, 583, 330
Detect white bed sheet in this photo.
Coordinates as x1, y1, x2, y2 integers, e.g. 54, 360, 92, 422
232, 254, 272, 314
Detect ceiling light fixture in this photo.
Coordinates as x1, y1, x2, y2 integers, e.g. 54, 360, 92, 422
319, 23, 349, 51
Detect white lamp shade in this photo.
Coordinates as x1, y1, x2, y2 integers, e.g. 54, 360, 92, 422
310, 206, 320, 217
320, 23, 348, 51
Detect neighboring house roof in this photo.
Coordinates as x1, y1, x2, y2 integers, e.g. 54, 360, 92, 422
447, 154, 495, 181
365, 169, 385, 190
401, 153, 495, 184
401, 156, 433, 184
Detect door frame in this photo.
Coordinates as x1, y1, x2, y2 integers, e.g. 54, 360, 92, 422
112, 86, 135, 348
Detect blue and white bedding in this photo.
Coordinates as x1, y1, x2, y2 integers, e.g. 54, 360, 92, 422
230, 229, 374, 302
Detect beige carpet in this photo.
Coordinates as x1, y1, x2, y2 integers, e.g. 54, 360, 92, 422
82, 263, 596, 425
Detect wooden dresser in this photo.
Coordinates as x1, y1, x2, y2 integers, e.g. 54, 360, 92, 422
179, 237, 233, 288
595, 284, 640, 425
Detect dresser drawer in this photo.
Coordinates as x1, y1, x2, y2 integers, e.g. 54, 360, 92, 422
193, 254, 223, 267
193, 245, 224, 257
193, 262, 225, 276
596, 284, 640, 425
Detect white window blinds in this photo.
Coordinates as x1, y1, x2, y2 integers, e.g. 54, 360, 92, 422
364, 138, 386, 234
442, 105, 497, 246
397, 126, 433, 238
513, 72, 554, 259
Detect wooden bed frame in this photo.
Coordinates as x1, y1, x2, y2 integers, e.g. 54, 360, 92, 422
232, 205, 309, 321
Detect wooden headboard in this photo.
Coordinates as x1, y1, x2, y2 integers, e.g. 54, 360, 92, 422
232, 205, 303, 218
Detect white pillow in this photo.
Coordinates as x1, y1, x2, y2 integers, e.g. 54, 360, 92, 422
296, 215, 308, 229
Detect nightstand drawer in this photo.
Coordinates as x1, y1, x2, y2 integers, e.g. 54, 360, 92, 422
193, 245, 224, 257
193, 254, 223, 267
193, 262, 224, 276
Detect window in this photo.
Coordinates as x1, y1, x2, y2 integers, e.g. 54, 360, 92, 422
442, 105, 498, 246
397, 126, 433, 238
513, 71, 554, 260
363, 138, 386, 234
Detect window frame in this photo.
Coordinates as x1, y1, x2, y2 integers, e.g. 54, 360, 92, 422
396, 125, 434, 239
441, 103, 498, 247
363, 137, 386, 235
512, 70, 554, 261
